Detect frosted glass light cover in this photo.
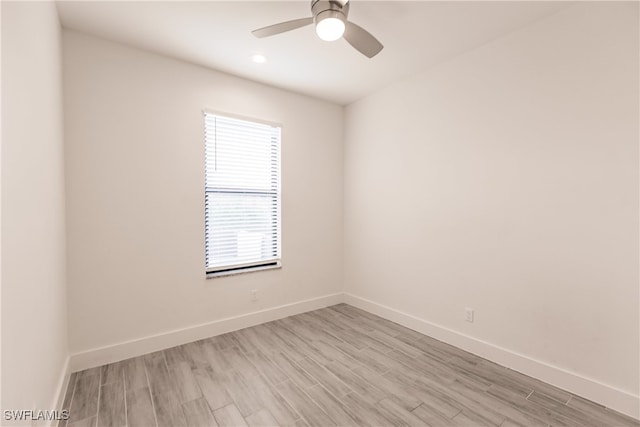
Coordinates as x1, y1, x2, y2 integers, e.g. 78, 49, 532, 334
316, 17, 345, 41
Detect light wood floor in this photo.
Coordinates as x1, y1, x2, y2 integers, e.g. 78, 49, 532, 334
60, 304, 639, 427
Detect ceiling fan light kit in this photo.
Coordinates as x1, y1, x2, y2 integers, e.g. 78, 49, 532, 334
252, 0, 383, 58
315, 10, 346, 41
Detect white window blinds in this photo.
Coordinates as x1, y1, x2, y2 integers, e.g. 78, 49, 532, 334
204, 112, 281, 274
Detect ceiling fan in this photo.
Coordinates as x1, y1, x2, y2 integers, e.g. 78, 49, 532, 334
252, 0, 383, 59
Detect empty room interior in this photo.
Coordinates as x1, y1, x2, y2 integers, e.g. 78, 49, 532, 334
2, 0, 639, 426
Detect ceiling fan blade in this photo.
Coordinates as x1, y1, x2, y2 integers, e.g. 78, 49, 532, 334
252, 17, 313, 38
344, 21, 383, 58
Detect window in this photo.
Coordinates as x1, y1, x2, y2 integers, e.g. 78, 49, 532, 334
204, 112, 281, 276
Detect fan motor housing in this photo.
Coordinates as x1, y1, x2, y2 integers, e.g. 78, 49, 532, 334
311, 0, 350, 23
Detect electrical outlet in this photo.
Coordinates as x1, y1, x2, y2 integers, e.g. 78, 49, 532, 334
465, 308, 474, 323
250, 289, 258, 302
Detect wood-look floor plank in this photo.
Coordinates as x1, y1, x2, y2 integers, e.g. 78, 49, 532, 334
386, 349, 459, 386
376, 398, 427, 427
504, 367, 572, 404
245, 350, 288, 386
97, 381, 125, 427
181, 397, 218, 427
324, 361, 385, 405
449, 357, 532, 398
452, 409, 498, 427
143, 351, 166, 365
447, 381, 547, 427
356, 308, 410, 337
487, 385, 582, 427
144, 352, 187, 427
168, 361, 203, 403
152, 391, 188, 427
394, 333, 453, 364
59, 372, 77, 427
317, 310, 375, 340
225, 346, 261, 377
243, 373, 299, 426
182, 341, 211, 370
126, 387, 157, 427
123, 357, 148, 391
70, 369, 100, 422
271, 352, 317, 389
262, 321, 311, 361
351, 365, 422, 411
206, 332, 238, 352
300, 341, 342, 366
202, 340, 234, 373
420, 335, 483, 363
164, 346, 189, 366
333, 343, 391, 375
213, 404, 248, 427
100, 362, 124, 386
340, 392, 392, 427
327, 303, 359, 319
305, 385, 360, 427
325, 327, 370, 351
528, 391, 607, 426
223, 370, 264, 417
346, 328, 396, 354
430, 355, 493, 390
461, 357, 561, 401
77, 367, 101, 379
296, 357, 352, 398
275, 380, 336, 427
358, 347, 412, 373
303, 311, 352, 336
338, 306, 407, 337
63, 372, 78, 405
382, 368, 464, 419
296, 313, 347, 346
411, 403, 459, 427
193, 368, 233, 412
269, 317, 308, 341
369, 329, 423, 358
252, 324, 283, 352
305, 310, 352, 335
393, 326, 429, 342
231, 328, 266, 355
413, 376, 506, 426
382, 356, 502, 426
309, 340, 361, 369
245, 408, 279, 427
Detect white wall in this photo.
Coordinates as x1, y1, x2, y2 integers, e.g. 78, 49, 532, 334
1, 1, 68, 423
344, 2, 638, 415
63, 31, 343, 357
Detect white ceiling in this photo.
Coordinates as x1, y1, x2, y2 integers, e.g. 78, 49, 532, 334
56, 1, 571, 105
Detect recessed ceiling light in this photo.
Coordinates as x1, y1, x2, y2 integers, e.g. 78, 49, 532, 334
251, 54, 267, 64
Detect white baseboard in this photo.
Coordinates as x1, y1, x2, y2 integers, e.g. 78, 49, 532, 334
343, 292, 640, 420
70, 293, 343, 372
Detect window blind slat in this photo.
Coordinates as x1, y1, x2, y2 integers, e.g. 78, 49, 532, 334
205, 113, 281, 272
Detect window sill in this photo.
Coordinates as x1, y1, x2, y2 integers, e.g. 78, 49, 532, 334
206, 262, 282, 279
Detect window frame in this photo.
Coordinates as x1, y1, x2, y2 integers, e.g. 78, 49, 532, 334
203, 109, 282, 278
